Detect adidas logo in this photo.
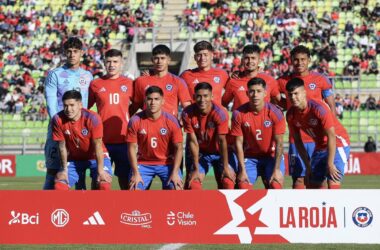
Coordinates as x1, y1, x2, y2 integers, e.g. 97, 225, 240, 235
193, 79, 199, 84
139, 129, 147, 135
64, 130, 70, 135
99, 87, 106, 92
238, 86, 245, 91
83, 211, 105, 225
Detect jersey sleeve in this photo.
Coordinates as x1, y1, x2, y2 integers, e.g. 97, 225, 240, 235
268, 78, 280, 98
177, 77, 192, 105
277, 77, 287, 94
90, 113, 103, 139
126, 116, 139, 143
88, 82, 96, 109
181, 109, 194, 134
222, 79, 234, 106
230, 110, 243, 136
272, 109, 286, 135
132, 78, 145, 110
286, 109, 299, 135
52, 115, 64, 142
215, 108, 229, 135
170, 119, 183, 144
44, 70, 59, 118
319, 75, 334, 98
221, 70, 229, 88
316, 104, 335, 130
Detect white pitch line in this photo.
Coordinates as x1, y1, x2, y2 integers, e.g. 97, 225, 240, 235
158, 243, 187, 250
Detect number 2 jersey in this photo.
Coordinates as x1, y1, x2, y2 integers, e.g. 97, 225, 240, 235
88, 76, 134, 144
230, 102, 286, 158
127, 111, 183, 165
286, 99, 350, 150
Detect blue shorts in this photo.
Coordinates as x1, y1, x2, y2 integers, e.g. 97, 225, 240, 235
288, 142, 315, 178
195, 151, 238, 175
245, 156, 285, 185
134, 164, 182, 190
66, 157, 113, 188
106, 143, 130, 178
311, 146, 350, 183
44, 123, 61, 170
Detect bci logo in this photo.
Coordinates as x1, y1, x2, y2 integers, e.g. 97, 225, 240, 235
8, 210, 39, 225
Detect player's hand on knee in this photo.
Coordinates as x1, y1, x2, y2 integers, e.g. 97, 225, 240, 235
56, 169, 68, 183
327, 164, 341, 182
236, 170, 249, 184
98, 170, 112, 183
188, 170, 201, 185
221, 167, 236, 182
270, 168, 283, 184
168, 174, 183, 190
129, 173, 144, 190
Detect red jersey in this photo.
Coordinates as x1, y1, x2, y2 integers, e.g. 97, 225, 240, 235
222, 72, 280, 111
278, 72, 334, 143
230, 102, 286, 158
133, 73, 191, 116
88, 76, 133, 144
127, 111, 183, 165
286, 99, 350, 150
52, 109, 108, 161
182, 102, 229, 154
180, 67, 229, 104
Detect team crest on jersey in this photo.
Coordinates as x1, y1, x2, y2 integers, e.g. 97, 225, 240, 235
264, 120, 272, 127
121, 85, 128, 92
160, 128, 168, 135
166, 84, 173, 91
213, 76, 220, 84
309, 83, 316, 90
79, 77, 87, 86
207, 122, 215, 128
309, 118, 318, 126
81, 128, 89, 136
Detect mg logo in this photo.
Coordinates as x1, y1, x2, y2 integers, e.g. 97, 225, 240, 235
51, 209, 69, 227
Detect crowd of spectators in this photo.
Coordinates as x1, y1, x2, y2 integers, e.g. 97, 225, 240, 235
181, 0, 379, 79
336, 93, 380, 112
0, 0, 157, 116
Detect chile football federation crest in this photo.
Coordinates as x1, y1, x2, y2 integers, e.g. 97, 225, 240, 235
264, 120, 272, 128
160, 128, 168, 135
309, 83, 316, 90
79, 77, 87, 86
352, 207, 373, 228
166, 84, 173, 91
121, 85, 128, 92
81, 128, 89, 136
213, 76, 221, 84
309, 118, 318, 126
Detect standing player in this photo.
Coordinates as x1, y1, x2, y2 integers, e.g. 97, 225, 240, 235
44, 37, 93, 190
180, 40, 229, 104
231, 78, 285, 189
222, 44, 281, 111
52, 90, 112, 190
182, 82, 237, 189
277, 45, 336, 189
127, 86, 183, 190
286, 78, 350, 189
88, 49, 133, 190
130, 44, 191, 117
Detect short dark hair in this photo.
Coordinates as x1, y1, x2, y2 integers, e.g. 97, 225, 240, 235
105, 49, 122, 58
63, 37, 83, 50
194, 41, 213, 53
290, 45, 310, 59
286, 77, 305, 92
152, 44, 171, 56
242, 44, 261, 55
145, 85, 164, 97
62, 90, 82, 101
247, 77, 266, 89
194, 82, 213, 93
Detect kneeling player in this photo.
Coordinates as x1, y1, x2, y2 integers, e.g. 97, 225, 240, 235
127, 86, 183, 190
52, 90, 112, 190
231, 78, 285, 189
286, 78, 350, 189
182, 82, 237, 189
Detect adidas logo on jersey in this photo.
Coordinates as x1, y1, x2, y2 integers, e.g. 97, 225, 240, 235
99, 87, 106, 93
244, 122, 250, 127
238, 86, 245, 91
192, 79, 199, 84
64, 130, 70, 135
139, 129, 147, 135
83, 211, 105, 225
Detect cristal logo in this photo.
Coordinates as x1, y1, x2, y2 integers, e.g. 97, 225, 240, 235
166, 211, 197, 226
8, 210, 39, 225
120, 210, 152, 228
51, 209, 69, 227
279, 202, 337, 228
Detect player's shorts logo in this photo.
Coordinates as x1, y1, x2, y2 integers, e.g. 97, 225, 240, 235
79, 77, 87, 86
213, 76, 220, 84
121, 85, 128, 92
81, 128, 89, 136
264, 120, 272, 127
352, 207, 373, 228
160, 128, 168, 135
166, 84, 173, 91
309, 83, 316, 90
309, 118, 318, 126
